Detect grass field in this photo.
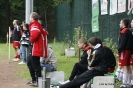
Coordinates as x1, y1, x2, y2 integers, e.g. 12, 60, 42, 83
0, 43, 121, 88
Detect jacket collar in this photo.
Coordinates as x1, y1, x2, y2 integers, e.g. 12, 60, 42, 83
120, 27, 128, 33
83, 45, 90, 51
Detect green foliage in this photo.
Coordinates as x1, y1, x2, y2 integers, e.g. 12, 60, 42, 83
9, 0, 24, 10
73, 27, 87, 45
0, 0, 56, 42
59, 27, 87, 56
72, 27, 87, 56
53, 0, 72, 6
0, 37, 6, 43
53, 42, 68, 56
103, 38, 117, 55
34, 0, 54, 8
9, 0, 25, 27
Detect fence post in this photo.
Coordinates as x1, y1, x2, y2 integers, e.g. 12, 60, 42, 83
38, 77, 43, 88
78, 27, 81, 62
45, 78, 50, 88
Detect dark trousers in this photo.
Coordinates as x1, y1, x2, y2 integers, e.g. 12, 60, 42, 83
27, 45, 42, 82
69, 62, 88, 81
27, 54, 36, 81
31, 56, 42, 78
60, 69, 104, 88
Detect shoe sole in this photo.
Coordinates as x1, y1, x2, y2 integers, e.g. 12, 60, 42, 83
28, 83, 38, 87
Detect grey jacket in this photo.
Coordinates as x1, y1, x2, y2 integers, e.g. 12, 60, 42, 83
40, 45, 57, 69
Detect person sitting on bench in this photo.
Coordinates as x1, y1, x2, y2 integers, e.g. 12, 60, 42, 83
40, 45, 57, 72
58, 37, 116, 88
81, 38, 116, 88
60, 38, 92, 84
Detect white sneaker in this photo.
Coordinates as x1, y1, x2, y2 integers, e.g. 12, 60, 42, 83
13, 58, 16, 60
13, 58, 20, 62
59, 80, 70, 85
50, 85, 59, 88
18, 61, 26, 64
120, 83, 127, 88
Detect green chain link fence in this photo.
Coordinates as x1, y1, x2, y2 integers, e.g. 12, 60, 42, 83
55, 0, 133, 43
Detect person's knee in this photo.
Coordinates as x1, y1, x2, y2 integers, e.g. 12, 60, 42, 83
74, 62, 81, 68
75, 62, 80, 66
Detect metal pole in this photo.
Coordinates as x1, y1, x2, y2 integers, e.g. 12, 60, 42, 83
31, 0, 33, 13
25, 0, 33, 23
43, 67, 46, 88
8, 27, 10, 63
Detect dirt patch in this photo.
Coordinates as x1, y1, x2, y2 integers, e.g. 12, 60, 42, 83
0, 61, 34, 88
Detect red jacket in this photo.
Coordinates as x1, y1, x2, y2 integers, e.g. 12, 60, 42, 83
29, 20, 48, 57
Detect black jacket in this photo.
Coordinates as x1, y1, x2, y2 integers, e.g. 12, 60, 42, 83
12, 26, 21, 41
88, 46, 116, 74
103, 46, 116, 68
118, 28, 133, 52
129, 28, 133, 53
79, 46, 91, 64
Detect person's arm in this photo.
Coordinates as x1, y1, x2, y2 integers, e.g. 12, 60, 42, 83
87, 49, 92, 58
44, 48, 53, 63
30, 27, 41, 43
89, 50, 102, 67
118, 32, 127, 52
79, 50, 88, 64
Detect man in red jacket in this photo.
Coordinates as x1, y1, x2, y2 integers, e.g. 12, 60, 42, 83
27, 12, 48, 86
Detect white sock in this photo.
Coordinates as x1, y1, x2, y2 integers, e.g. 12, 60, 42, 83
131, 80, 133, 85
56, 86, 60, 88
115, 68, 121, 80
123, 73, 128, 84
119, 69, 123, 81
127, 73, 131, 84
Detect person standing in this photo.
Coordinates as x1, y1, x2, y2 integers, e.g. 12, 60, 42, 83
27, 12, 48, 86
128, 20, 133, 87
19, 23, 30, 64
118, 18, 133, 88
12, 20, 22, 61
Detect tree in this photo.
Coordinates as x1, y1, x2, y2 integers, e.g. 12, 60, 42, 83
54, 0, 72, 6
0, 0, 72, 42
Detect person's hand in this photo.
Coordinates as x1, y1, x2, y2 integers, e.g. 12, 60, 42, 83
88, 66, 94, 70
131, 54, 133, 58
116, 54, 119, 57
87, 49, 91, 57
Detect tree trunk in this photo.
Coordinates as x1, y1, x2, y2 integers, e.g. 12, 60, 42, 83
44, 8, 47, 28
5, 0, 10, 31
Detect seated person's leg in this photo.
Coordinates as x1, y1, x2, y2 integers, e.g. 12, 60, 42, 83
69, 62, 88, 81
60, 69, 104, 88
41, 63, 56, 72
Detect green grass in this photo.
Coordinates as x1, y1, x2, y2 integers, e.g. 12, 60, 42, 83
0, 43, 121, 88
0, 43, 15, 63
